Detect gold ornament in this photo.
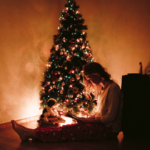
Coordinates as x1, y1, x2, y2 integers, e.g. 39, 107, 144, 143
60, 51, 63, 55
71, 77, 75, 81
62, 48, 65, 51
66, 55, 72, 61
70, 95, 74, 98
62, 82, 65, 86
81, 57, 84, 60
59, 76, 63, 80
60, 90, 63, 94
64, 52, 67, 55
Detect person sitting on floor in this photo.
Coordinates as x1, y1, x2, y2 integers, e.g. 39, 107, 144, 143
11, 62, 123, 142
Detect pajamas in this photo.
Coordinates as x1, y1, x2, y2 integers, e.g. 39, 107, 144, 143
35, 123, 117, 142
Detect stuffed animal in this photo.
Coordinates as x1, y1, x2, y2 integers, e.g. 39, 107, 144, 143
40, 98, 59, 122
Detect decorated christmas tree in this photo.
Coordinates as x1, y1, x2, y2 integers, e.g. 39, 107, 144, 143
40, 0, 97, 117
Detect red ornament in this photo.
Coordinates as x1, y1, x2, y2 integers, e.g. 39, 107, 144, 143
44, 83, 48, 87
84, 109, 87, 112
74, 99, 77, 102
51, 75, 57, 81
54, 72, 57, 75
69, 70, 75, 74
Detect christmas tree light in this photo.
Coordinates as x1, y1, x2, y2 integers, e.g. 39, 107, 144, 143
40, 0, 97, 117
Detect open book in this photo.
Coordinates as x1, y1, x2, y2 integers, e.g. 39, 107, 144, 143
37, 116, 65, 125
66, 112, 84, 123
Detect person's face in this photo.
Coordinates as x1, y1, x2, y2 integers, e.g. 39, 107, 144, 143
84, 74, 104, 86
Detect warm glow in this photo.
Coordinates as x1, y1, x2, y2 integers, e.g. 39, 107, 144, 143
59, 76, 63, 80
80, 38, 83, 42
72, 47, 75, 51
76, 38, 80, 43
46, 63, 51, 68
55, 45, 59, 50
82, 31, 85, 35
77, 113, 88, 118
81, 45, 85, 49
60, 116, 76, 126
86, 46, 90, 49
69, 84, 73, 88
76, 10, 79, 14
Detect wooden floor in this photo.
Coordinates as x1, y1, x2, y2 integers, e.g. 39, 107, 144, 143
0, 120, 150, 150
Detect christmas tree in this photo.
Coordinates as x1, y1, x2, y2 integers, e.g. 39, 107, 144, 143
40, 0, 97, 117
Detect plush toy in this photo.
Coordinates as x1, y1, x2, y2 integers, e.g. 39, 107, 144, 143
40, 98, 59, 122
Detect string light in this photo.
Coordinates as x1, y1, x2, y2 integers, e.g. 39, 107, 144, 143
71, 47, 75, 51
66, 7, 69, 10
81, 45, 85, 49
59, 76, 63, 80
82, 31, 85, 35
46, 63, 51, 68
63, 37, 66, 42
69, 84, 73, 88
86, 46, 90, 49
55, 45, 59, 51
76, 10, 79, 14
76, 39, 80, 43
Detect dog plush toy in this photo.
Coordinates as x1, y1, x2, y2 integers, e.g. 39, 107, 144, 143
40, 98, 59, 122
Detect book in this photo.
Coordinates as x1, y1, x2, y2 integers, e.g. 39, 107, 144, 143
37, 116, 66, 126
66, 112, 84, 122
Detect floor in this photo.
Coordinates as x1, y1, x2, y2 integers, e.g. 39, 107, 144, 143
0, 120, 150, 150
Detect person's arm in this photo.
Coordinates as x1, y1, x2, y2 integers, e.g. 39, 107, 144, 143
52, 116, 66, 123
66, 111, 102, 124
100, 83, 121, 124
88, 113, 97, 119
77, 117, 103, 124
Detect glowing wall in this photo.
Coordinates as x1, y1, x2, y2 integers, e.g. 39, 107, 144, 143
0, 0, 150, 124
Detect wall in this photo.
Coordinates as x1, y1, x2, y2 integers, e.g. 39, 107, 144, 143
0, 0, 150, 124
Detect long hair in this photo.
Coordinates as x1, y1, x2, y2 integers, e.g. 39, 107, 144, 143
83, 62, 111, 98
84, 62, 111, 80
